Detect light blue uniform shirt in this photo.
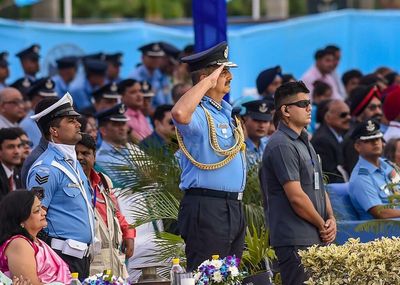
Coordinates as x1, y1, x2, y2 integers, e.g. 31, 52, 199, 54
69, 77, 95, 111
349, 157, 395, 220
245, 136, 268, 168
27, 144, 93, 243
174, 97, 247, 192
20, 110, 41, 148
52, 74, 70, 97
130, 65, 173, 107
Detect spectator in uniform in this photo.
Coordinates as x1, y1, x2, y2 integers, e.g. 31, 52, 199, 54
241, 99, 272, 168
0, 87, 26, 129
311, 99, 351, 183
82, 81, 122, 115
20, 78, 58, 148
349, 120, 400, 219
0, 128, 23, 201
343, 85, 382, 173
26, 94, 94, 278
260, 81, 336, 285
105, 53, 123, 84
15, 45, 40, 82
172, 41, 247, 271
70, 56, 107, 111
52, 56, 79, 97
0, 52, 9, 91
130, 43, 173, 108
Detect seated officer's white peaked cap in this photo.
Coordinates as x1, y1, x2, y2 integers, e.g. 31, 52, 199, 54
180, 41, 238, 72
31, 92, 80, 122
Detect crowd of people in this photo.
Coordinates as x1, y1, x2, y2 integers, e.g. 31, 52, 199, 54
0, 39, 399, 285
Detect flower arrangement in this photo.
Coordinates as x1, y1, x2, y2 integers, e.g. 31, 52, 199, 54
298, 237, 400, 284
194, 255, 246, 285
82, 272, 127, 285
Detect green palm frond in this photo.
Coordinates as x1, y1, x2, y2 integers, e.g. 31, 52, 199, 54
127, 190, 180, 228
355, 219, 400, 234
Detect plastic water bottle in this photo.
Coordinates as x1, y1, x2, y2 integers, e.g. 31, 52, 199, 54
170, 258, 185, 285
70, 272, 82, 285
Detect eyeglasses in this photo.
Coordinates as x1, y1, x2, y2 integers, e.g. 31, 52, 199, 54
168, 120, 174, 126
367, 103, 382, 111
2, 100, 25, 106
338, 111, 350, 119
285, 99, 311, 108
31, 186, 45, 200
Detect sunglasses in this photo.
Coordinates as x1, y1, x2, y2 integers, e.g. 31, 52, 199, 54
285, 99, 311, 109
367, 103, 382, 111
31, 187, 45, 200
168, 120, 174, 126
338, 112, 350, 119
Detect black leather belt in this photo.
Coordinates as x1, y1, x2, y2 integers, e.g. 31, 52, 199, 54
186, 188, 243, 201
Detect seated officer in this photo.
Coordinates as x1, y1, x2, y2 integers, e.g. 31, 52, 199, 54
172, 41, 246, 271
15, 44, 40, 81
20, 77, 58, 148
82, 81, 121, 115
52, 56, 79, 97
241, 99, 273, 168
27, 94, 94, 278
349, 119, 400, 220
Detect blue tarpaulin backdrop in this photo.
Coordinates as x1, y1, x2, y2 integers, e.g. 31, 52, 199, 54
1, 9, 400, 101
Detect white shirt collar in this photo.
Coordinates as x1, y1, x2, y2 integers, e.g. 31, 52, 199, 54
1, 162, 14, 179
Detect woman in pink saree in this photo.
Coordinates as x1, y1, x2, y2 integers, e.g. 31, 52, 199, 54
0, 190, 71, 284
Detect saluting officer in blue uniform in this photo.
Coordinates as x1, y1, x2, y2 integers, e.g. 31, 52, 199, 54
0, 52, 9, 91
241, 99, 273, 168
172, 41, 247, 271
349, 119, 400, 220
27, 94, 95, 278
52, 56, 79, 97
20, 77, 59, 148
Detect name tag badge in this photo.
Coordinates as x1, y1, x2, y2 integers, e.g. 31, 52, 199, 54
314, 172, 320, 190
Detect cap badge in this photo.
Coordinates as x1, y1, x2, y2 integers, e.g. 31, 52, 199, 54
366, 120, 375, 132
119, 104, 125, 114
224, 47, 228, 59
259, 103, 268, 113
142, 81, 149, 91
22, 78, 31, 88
110, 82, 117, 92
33, 45, 40, 54
45, 79, 53, 89
153, 44, 161, 51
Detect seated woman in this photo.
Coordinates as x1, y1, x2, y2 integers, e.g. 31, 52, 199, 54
0, 190, 71, 284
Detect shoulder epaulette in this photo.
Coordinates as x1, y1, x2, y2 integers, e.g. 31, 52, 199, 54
358, 168, 369, 176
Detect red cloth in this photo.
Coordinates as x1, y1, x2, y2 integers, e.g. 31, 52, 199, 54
90, 169, 136, 239
383, 86, 400, 121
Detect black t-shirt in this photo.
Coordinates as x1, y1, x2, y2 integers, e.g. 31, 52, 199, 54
261, 122, 327, 247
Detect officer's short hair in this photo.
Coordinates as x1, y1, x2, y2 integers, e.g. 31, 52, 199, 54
34, 98, 63, 137
77, 133, 96, 153
191, 66, 216, 85
0, 128, 21, 149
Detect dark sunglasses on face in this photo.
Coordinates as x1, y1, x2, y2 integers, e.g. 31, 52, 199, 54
285, 99, 311, 109
339, 112, 350, 119
367, 103, 381, 111
169, 120, 174, 126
